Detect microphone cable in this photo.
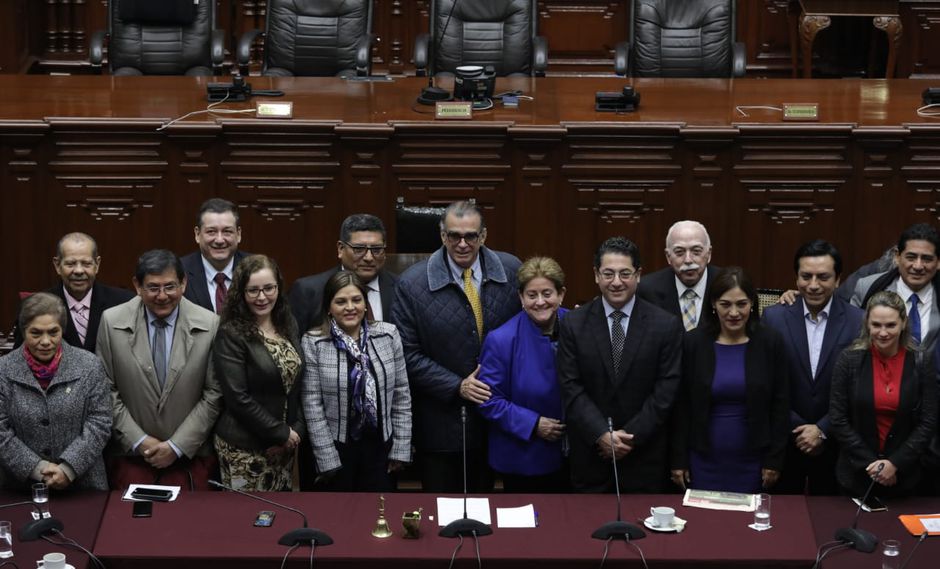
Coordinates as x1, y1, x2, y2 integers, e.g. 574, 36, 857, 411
42, 528, 106, 569
599, 535, 649, 569
0, 562, 21, 568
280, 542, 301, 569
812, 539, 852, 569
446, 532, 482, 569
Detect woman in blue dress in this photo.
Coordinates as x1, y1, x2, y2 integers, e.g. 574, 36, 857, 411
477, 256, 569, 492
670, 267, 789, 493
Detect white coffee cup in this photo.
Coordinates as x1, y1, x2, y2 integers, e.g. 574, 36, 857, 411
650, 506, 675, 528
36, 552, 66, 569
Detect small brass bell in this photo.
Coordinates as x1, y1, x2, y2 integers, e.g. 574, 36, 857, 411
372, 495, 394, 538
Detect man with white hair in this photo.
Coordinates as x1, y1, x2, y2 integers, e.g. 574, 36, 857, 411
637, 220, 719, 331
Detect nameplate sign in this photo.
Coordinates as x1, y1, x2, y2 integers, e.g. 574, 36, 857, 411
782, 103, 818, 121
435, 101, 473, 120
256, 102, 293, 119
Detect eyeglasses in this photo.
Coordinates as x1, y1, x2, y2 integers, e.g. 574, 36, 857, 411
245, 283, 278, 299
341, 242, 386, 258
444, 231, 481, 245
143, 283, 181, 295
599, 270, 637, 282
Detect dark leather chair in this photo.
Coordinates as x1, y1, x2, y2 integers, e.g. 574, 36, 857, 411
237, 0, 373, 77
414, 0, 548, 77
615, 0, 745, 78
89, 0, 223, 76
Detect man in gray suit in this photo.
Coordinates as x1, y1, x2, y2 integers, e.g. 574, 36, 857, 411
851, 223, 940, 352
97, 249, 221, 490
637, 220, 718, 331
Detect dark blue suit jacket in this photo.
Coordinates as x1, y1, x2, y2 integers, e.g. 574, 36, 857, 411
762, 297, 863, 435
181, 250, 252, 313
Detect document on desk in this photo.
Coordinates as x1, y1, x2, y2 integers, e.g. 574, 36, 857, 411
436, 497, 492, 526
921, 517, 940, 532
682, 489, 756, 511
495, 504, 537, 528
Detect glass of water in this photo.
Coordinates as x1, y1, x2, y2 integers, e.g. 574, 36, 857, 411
882, 539, 900, 569
754, 493, 772, 530
32, 482, 50, 520
0, 520, 13, 558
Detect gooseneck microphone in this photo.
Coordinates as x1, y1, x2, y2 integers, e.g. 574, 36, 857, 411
417, 0, 461, 105
0, 500, 64, 541
439, 406, 492, 538
591, 418, 645, 541
208, 480, 333, 546
899, 531, 930, 569
834, 462, 884, 553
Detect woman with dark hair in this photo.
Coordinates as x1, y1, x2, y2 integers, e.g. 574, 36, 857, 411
830, 290, 937, 498
670, 267, 789, 493
477, 256, 569, 492
301, 271, 411, 491
213, 255, 304, 491
0, 292, 111, 490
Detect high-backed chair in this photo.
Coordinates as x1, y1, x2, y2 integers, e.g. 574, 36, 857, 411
414, 0, 548, 77
385, 200, 446, 276
89, 0, 224, 76
615, 0, 745, 77
237, 0, 374, 77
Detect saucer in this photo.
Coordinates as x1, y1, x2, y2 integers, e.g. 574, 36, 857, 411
37, 564, 74, 569
643, 516, 686, 533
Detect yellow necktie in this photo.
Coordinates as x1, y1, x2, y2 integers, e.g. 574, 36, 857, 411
463, 268, 483, 340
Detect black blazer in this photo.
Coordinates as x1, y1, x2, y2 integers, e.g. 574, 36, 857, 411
637, 264, 721, 319
557, 296, 683, 492
671, 325, 790, 472
288, 267, 398, 333
212, 324, 306, 451
181, 250, 252, 313
830, 347, 938, 497
12, 282, 134, 354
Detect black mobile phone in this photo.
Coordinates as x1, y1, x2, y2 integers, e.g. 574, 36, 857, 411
864, 495, 888, 512
131, 487, 173, 501
132, 500, 153, 518
253, 510, 276, 527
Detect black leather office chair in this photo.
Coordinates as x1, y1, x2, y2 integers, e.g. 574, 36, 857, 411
386, 200, 447, 275
414, 0, 548, 77
615, 0, 745, 78
89, 0, 224, 76
237, 0, 373, 78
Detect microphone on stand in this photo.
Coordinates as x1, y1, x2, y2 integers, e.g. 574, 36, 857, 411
417, 0, 461, 105
439, 406, 492, 538
592, 418, 645, 541
0, 500, 63, 541
834, 462, 884, 553
208, 480, 332, 547
898, 531, 930, 569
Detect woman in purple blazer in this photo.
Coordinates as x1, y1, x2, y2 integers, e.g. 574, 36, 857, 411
478, 257, 569, 492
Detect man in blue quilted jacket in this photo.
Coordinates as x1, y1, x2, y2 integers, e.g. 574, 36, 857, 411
391, 201, 521, 492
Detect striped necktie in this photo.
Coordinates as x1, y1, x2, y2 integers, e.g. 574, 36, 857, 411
72, 304, 89, 345
463, 268, 484, 340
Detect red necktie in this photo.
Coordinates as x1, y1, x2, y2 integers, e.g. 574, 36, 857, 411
214, 273, 227, 314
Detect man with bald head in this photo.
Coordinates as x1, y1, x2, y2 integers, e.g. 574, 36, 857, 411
13, 232, 133, 353
637, 220, 719, 331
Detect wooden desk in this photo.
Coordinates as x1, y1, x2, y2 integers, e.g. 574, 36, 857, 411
1, 75, 939, 327
798, 0, 903, 78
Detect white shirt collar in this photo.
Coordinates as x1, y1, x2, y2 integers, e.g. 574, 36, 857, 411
447, 254, 482, 284
673, 267, 709, 301
897, 278, 933, 306
603, 295, 636, 319
802, 296, 833, 322
201, 255, 234, 281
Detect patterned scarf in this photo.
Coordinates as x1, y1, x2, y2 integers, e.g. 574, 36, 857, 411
329, 318, 378, 440
23, 343, 63, 391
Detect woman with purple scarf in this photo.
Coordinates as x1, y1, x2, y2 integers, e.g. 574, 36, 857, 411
0, 292, 111, 490
301, 271, 412, 491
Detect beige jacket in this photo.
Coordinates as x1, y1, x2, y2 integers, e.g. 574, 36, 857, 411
96, 296, 221, 458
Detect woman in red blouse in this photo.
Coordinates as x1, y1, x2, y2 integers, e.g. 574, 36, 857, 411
830, 290, 937, 498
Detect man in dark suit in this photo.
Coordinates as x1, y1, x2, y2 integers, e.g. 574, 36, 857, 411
852, 223, 940, 353
558, 237, 683, 493
180, 198, 250, 314
12, 232, 133, 354
637, 220, 718, 331
763, 240, 864, 495
289, 214, 398, 333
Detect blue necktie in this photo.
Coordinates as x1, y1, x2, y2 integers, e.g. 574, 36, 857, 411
909, 293, 922, 345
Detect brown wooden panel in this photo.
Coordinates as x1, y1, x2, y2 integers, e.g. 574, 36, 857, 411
1, 75, 939, 332
898, 1, 940, 77
539, 1, 628, 75
739, 0, 799, 77
0, 0, 31, 74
